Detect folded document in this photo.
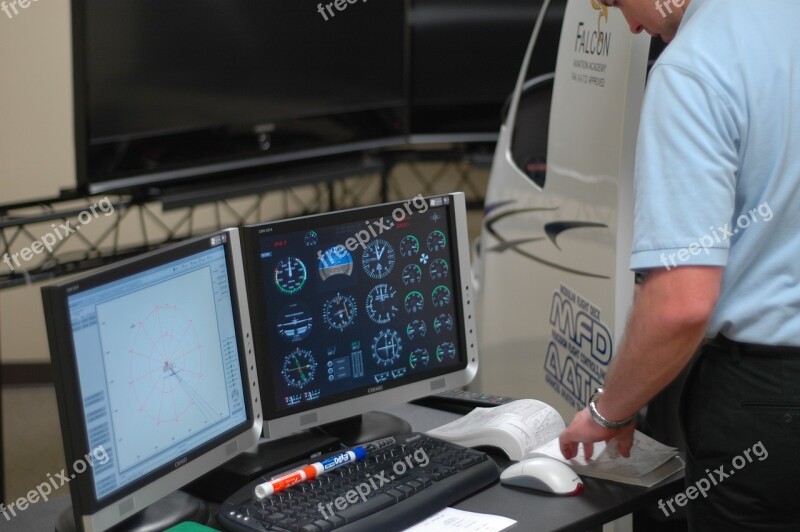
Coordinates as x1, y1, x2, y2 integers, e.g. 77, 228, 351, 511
427, 399, 683, 487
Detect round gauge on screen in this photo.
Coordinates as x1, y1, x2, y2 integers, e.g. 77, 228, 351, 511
427, 230, 447, 253
408, 348, 430, 370
399, 235, 421, 258
323, 293, 357, 331
404, 291, 424, 314
274, 257, 307, 294
402, 264, 422, 285
431, 285, 451, 308
276, 303, 313, 342
435, 341, 456, 362
433, 313, 453, 334
371, 329, 402, 367
429, 258, 449, 280
361, 239, 396, 279
366, 283, 400, 324
281, 348, 317, 389
406, 319, 427, 340
304, 231, 318, 247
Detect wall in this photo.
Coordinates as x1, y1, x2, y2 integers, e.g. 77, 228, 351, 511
1, 0, 74, 364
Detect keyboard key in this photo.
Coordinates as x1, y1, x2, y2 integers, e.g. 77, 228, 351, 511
327, 515, 346, 527
337, 493, 395, 523
396, 484, 415, 497
385, 488, 406, 501
311, 520, 335, 531
280, 519, 300, 531
405, 480, 423, 493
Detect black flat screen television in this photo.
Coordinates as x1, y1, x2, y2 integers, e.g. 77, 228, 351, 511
74, 0, 406, 193
73, 1, 551, 194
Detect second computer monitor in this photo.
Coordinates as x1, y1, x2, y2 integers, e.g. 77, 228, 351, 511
242, 193, 478, 439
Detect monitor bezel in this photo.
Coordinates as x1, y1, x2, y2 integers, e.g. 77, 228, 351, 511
242, 193, 479, 440
42, 229, 262, 532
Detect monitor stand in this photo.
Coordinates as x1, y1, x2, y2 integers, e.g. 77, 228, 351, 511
185, 428, 341, 503
319, 411, 412, 446
55, 491, 208, 532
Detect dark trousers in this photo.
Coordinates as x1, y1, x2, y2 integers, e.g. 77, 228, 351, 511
680, 336, 800, 531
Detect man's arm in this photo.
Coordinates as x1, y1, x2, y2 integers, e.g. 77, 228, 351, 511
559, 265, 723, 460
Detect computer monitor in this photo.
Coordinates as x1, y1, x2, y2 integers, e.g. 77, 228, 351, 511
241, 193, 479, 440
41, 229, 262, 531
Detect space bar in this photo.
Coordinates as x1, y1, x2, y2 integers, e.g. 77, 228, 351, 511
337, 493, 395, 523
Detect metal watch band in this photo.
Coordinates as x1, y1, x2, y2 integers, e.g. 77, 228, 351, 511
588, 387, 637, 430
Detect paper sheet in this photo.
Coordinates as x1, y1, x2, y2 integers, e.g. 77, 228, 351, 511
532, 430, 678, 477
402, 507, 517, 531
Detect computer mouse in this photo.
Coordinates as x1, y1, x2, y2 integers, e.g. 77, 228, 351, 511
500, 456, 584, 495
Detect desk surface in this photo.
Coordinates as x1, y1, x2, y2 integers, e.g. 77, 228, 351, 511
5, 402, 684, 532
386, 403, 684, 532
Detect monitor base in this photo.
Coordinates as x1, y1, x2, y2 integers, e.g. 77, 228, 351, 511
319, 411, 412, 446
55, 490, 208, 532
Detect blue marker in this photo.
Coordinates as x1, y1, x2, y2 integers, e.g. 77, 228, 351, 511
255, 446, 367, 498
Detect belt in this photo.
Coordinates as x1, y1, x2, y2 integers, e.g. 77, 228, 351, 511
705, 334, 800, 358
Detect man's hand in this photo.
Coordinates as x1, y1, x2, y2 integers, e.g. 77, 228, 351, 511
559, 408, 636, 460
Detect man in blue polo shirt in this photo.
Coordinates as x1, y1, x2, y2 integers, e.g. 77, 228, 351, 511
559, 0, 800, 529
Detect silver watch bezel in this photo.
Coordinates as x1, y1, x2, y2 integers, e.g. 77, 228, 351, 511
588, 387, 637, 430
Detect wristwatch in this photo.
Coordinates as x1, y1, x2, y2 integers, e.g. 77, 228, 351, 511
588, 387, 637, 430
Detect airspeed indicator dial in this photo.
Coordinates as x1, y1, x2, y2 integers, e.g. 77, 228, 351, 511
274, 257, 307, 294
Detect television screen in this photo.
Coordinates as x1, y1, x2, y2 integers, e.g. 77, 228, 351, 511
75, 0, 406, 191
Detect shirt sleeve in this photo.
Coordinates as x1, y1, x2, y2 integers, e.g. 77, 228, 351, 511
629, 63, 740, 272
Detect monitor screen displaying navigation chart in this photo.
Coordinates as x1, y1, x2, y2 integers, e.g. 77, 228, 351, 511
42, 230, 262, 531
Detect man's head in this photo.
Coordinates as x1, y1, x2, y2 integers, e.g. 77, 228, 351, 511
599, 0, 690, 43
